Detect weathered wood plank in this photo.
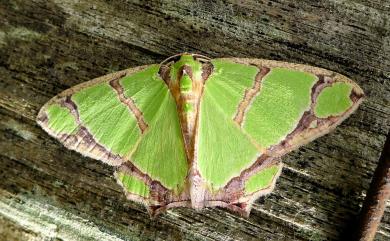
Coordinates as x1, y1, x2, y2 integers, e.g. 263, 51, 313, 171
0, 0, 389, 240
0, 215, 43, 241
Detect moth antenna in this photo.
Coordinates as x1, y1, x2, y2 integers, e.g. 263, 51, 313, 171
159, 53, 188, 67
191, 53, 211, 63
159, 53, 211, 67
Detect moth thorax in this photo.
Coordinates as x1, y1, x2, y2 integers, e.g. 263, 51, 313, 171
176, 65, 202, 163
178, 68, 198, 112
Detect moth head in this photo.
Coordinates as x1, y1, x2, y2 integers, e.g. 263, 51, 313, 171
158, 53, 212, 86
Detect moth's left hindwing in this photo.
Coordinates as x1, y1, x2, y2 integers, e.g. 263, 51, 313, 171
37, 64, 189, 206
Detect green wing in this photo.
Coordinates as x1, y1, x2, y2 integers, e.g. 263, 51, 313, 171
197, 60, 260, 190
197, 58, 364, 200
37, 65, 188, 204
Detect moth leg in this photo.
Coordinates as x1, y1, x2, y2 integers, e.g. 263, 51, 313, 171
146, 205, 164, 218
226, 202, 251, 218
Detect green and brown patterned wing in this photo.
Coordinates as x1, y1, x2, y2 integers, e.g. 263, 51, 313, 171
196, 58, 364, 215
37, 65, 189, 210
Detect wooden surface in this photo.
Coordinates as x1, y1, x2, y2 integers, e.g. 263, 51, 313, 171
0, 0, 389, 240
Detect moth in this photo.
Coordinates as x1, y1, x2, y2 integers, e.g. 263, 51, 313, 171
37, 53, 364, 217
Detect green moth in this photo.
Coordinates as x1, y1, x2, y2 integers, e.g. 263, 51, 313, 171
37, 53, 364, 217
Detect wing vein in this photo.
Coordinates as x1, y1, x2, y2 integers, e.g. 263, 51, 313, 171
233, 67, 270, 126
109, 77, 149, 133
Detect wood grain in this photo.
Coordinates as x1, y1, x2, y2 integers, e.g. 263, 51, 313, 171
0, 0, 389, 240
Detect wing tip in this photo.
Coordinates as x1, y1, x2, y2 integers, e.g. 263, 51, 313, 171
333, 72, 365, 100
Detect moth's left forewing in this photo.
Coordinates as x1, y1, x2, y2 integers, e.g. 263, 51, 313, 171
272, 72, 364, 158
222, 58, 364, 158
